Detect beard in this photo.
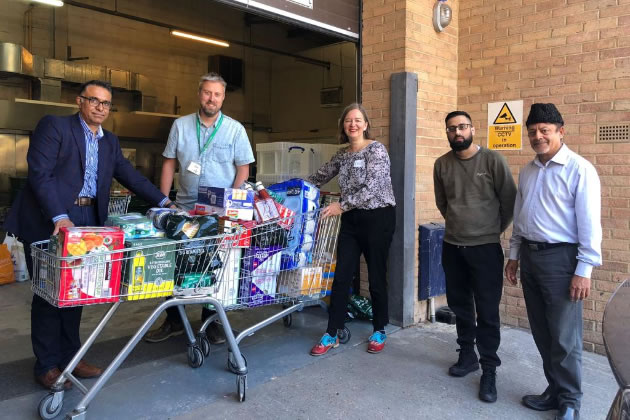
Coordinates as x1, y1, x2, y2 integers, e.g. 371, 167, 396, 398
449, 134, 473, 152
200, 103, 219, 118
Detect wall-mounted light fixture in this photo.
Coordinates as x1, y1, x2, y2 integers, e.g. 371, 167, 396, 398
170, 30, 230, 48
31, 0, 64, 6
433, 0, 452, 33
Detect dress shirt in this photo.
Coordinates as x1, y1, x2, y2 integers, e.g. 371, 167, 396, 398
508, 144, 602, 278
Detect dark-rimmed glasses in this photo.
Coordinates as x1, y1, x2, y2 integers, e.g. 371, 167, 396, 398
79, 95, 113, 110
446, 123, 472, 133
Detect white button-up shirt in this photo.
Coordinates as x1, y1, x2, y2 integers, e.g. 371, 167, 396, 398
508, 144, 602, 278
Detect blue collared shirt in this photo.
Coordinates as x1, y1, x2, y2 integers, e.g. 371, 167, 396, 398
162, 111, 254, 210
508, 144, 602, 278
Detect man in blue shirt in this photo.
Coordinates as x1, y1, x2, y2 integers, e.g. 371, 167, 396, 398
144, 73, 254, 344
4, 80, 174, 390
505, 103, 602, 420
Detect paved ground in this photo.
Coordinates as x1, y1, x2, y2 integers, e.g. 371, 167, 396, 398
0, 281, 618, 419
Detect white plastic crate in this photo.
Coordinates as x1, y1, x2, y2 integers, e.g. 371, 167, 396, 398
256, 142, 314, 177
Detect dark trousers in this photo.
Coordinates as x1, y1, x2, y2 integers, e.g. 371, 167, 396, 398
165, 303, 213, 324
25, 204, 97, 376
442, 242, 504, 369
327, 206, 395, 334
520, 243, 582, 409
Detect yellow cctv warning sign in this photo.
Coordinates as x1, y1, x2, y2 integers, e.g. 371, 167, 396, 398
493, 103, 517, 124
487, 100, 523, 150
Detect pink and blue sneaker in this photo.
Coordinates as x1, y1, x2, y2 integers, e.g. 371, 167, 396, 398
310, 333, 339, 356
367, 331, 387, 354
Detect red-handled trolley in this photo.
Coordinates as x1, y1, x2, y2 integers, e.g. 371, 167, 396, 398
31, 209, 341, 419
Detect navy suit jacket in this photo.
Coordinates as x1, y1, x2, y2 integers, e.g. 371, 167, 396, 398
4, 113, 166, 244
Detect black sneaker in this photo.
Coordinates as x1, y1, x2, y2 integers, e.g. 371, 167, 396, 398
479, 370, 497, 403
144, 320, 184, 343
448, 348, 480, 377
207, 320, 226, 345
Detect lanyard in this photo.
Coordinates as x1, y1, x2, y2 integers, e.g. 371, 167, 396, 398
196, 113, 224, 155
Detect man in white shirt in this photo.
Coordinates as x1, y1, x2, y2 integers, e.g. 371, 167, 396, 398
505, 103, 602, 420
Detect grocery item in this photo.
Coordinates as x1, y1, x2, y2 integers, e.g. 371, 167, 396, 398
48, 227, 124, 306
218, 217, 254, 248
174, 239, 222, 284
197, 186, 255, 220
165, 214, 219, 240
105, 213, 164, 239
253, 182, 280, 222
122, 238, 176, 300
240, 246, 282, 307
277, 266, 323, 296
204, 248, 242, 308
147, 207, 179, 230
193, 202, 254, 220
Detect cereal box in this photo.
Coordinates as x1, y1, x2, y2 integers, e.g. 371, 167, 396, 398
49, 227, 124, 306
122, 238, 176, 300
218, 217, 254, 248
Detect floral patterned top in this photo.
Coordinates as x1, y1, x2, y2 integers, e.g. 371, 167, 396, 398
308, 141, 396, 212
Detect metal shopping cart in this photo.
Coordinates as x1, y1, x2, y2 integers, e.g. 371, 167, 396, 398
107, 193, 131, 216
31, 209, 341, 419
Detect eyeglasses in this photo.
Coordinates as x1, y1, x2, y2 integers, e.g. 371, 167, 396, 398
446, 123, 472, 133
79, 95, 113, 110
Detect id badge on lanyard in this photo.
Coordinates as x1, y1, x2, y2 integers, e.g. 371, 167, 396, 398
190, 114, 224, 176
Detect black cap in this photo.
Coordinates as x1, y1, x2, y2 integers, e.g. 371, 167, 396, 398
525, 103, 564, 127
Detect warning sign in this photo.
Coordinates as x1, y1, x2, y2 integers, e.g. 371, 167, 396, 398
493, 103, 517, 124
487, 100, 523, 150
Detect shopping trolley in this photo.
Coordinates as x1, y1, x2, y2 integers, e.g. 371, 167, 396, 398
107, 193, 131, 216
31, 209, 341, 419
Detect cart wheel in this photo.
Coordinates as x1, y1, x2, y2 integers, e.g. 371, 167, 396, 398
338, 327, 351, 344
198, 334, 211, 357
227, 352, 248, 374
237, 375, 247, 402
283, 314, 292, 327
38, 392, 63, 420
187, 345, 204, 368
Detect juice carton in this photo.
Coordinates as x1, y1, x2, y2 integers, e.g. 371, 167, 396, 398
49, 226, 124, 306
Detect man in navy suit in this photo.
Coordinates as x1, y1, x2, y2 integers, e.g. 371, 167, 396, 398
3, 80, 174, 389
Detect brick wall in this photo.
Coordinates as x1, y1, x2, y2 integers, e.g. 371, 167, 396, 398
361, 0, 458, 318
458, 0, 630, 354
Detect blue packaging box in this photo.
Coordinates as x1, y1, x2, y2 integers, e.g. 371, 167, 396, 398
197, 186, 254, 210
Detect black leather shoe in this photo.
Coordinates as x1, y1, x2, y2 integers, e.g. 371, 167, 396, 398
207, 320, 226, 345
522, 389, 559, 411
555, 405, 579, 420
448, 348, 480, 377
479, 370, 497, 403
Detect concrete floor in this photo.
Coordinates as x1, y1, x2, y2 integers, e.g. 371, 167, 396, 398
0, 281, 619, 420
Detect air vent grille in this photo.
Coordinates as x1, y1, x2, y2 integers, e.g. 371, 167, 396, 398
598, 123, 630, 143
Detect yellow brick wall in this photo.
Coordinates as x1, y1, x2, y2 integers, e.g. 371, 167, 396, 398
458, 0, 630, 354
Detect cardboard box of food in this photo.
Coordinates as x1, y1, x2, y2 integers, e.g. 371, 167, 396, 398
197, 186, 255, 220
49, 227, 124, 306
122, 238, 176, 300
194, 203, 254, 221
277, 266, 323, 296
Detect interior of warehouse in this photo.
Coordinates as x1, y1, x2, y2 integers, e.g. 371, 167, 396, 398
0, 0, 359, 209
